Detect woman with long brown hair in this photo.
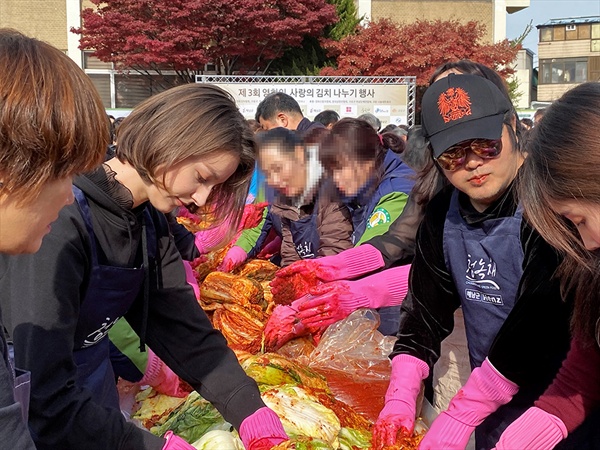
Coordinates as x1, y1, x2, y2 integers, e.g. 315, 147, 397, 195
495, 82, 600, 449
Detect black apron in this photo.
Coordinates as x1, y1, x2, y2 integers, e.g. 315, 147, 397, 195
6, 338, 30, 423
71, 186, 154, 408
288, 213, 320, 260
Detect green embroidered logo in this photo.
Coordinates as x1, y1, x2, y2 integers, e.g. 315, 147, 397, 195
367, 207, 391, 228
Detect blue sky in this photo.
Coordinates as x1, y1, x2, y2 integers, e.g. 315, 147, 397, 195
506, 0, 600, 64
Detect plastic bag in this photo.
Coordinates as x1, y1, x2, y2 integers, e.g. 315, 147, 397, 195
300, 309, 397, 423
306, 309, 396, 380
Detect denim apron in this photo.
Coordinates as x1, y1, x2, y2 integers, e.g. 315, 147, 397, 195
443, 190, 527, 449
71, 186, 153, 408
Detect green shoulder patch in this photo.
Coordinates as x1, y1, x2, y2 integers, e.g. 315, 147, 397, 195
366, 207, 391, 229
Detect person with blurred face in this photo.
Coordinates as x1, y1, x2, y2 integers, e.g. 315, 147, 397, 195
218, 127, 353, 272
262, 118, 416, 347
495, 82, 600, 450
0, 29, 109, 449
0, 83, 288, 450
370, 74, 572, 450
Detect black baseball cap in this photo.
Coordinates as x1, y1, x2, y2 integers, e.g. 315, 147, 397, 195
421, 74, 512, 158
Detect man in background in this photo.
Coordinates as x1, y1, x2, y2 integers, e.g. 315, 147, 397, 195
314, 110, 340, 129
255, 92, 324, 134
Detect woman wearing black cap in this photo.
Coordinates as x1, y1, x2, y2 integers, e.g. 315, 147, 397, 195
372, 74, 572, 450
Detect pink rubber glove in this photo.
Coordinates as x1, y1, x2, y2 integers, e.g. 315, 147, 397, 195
162, 431, 195, 449
493, 407, 567, 450
194, 223, 230, 254
217, 245, 248, 272
139, 349, 191, 398
295, 265, 411, 330
373, 354, 430, 449
239, 407, 289, 450
419, 358, 519, 450
271, 244, 384, 299
183, 261, 199, 299
263, 301, 312, 351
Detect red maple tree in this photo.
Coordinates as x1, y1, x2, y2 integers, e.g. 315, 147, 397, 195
73, 0, 337, 81
321, 19, 520, 85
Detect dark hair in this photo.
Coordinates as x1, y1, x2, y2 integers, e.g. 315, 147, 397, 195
520, 118, 533, 129
356, 113, 381, 131
381, 124, 398, 134
517, 82, 600, 342
303, 127, 330, 147
429, 60, 511, 99
256, 127, 303, 155
0, 28, 108, 203
533, 107, 547, 121
255, 92, 303, 122
116, 83, 255, 230
319, 118, 404, 178
246, 119, 262, 133
314, 110, 340, 127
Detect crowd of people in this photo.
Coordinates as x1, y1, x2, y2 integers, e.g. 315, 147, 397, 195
2, 27, 600, 450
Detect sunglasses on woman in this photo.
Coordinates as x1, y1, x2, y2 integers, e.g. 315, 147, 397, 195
436, 139, 503, 171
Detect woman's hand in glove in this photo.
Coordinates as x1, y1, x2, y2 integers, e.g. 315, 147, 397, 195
372, 355, 429, 449
140, 350, 192, 398
270, 245, 385, 303
239, 407, 289, 450
493, 407, 567, 450
217, 245, 247, 272
418, 358, 518, 450
162, 431, 194, 449
263, 304, 309, 351
295, 265, 412, 330
295, 282, 355, 329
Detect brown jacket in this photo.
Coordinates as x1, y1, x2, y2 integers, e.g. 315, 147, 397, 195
271, 179, 353, 267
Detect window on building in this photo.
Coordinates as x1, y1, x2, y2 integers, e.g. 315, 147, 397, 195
590, 56, 600, 81
88, 74, 112, 108
84, 52, 113, 70
115, 75, 152, 108
592, 24, 600, 52
540, 28, 552, 42
539, 58, 588, 84
115, 74, 182, 108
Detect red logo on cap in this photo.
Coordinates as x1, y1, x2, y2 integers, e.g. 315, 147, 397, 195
438, 88, 472, 123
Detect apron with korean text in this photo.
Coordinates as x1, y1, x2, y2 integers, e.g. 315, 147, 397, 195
443, 190, 526, 449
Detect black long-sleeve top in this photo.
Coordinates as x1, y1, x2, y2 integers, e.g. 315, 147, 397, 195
0, 166, 265, 450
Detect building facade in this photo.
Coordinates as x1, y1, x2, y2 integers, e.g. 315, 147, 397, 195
360, 0, 529, 43
537, 16, 600, 102
510, 48, 536, 109
2, 0, 531, 109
